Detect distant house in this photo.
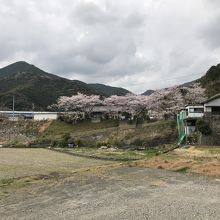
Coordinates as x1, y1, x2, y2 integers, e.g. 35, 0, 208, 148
87, 106, 124, 122
0, 111, 58, 121
0, 111, 33, 121
203, 94, 220, 116
185, 104, 204, 119
177, 93, 220, 145
183, 104, 204, 135
89, 106, 108, 123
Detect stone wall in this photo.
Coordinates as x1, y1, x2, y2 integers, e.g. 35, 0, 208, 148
0, 119, 45, 144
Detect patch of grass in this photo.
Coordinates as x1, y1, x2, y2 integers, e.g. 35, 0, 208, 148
207, 148, 220, 155
174, 167, 190, 173
39, 120, 178, 148
44, 120, 118, 137
56, 147, 162, 161
158, 154, 175, 160
48, 171, 60, 178
0, 178, 14, 186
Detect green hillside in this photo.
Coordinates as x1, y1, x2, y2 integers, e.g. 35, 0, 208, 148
0, 61, 100, 110
199, 63, 220, 97
142, 89, 155, 96
89, 83, 131, 96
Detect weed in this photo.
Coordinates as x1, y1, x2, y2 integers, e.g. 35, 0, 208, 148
174, 167, 190, 173
1, 178, 14, 185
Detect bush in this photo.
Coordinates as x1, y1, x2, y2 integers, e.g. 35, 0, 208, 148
62, 133, 71, 142
75, 139, 84, 147
196, 119, 212, 135
50, 140, 58, 148
96, 140, 110, 147
58, 140, 67, 148
59, 113, 84, 124
132, 138, 144, 146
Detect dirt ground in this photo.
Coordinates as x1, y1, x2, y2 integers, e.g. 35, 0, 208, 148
0, 148, 114, 180
0, 166, 219, 220
0, 147, 220, 219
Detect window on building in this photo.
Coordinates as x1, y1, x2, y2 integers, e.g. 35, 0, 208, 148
194, 108, 204, 113
189, 108, 203, 113
212, 107, 220, 115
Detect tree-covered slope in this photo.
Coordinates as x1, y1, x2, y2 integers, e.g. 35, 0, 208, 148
0, 61, 100, 110
199, 63, 220, 97
141, 90, 155, 96
88, 83, 131, 96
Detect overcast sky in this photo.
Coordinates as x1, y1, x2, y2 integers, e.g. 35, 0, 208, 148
0, 0, 220, 93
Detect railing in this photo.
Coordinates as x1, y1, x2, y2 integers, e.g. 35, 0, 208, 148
177, 111, 187, 145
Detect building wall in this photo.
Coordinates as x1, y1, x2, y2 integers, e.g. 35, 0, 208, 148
34, 113, 58, 121
187, 112, 204, 118
185, 106, 204, 118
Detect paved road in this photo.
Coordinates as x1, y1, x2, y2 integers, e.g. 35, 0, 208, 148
0, 167, 220, 220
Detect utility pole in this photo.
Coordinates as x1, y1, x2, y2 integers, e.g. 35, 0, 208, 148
12, 95, 15, 121
32, 103, 35, 120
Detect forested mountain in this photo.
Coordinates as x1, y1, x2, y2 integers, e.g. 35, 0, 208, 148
0, 61, 99, 110
141, 89, 155, 96
0, 61, 131, 110
89, 83, 131, 96
198, 63, 220, 97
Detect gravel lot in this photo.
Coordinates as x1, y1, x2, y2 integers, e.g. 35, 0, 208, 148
0, 166, 220, 220
0, 148, 113, 180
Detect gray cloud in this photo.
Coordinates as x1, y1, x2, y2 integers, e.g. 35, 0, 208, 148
199, 15, 220, 49
0, 0, 220, 93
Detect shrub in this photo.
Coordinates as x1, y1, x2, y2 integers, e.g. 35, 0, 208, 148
132, 138, 144, 146
62, 133, 71, 142
58, 140, 67, 148
96, 140, 110, 147
196, 119, 212, 135
75, 139, 84, 147
59, 113, 84, 124
50, 140, 58, 147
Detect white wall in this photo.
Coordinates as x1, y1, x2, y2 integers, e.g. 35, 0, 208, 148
187, 112, 204, 118
204, 107, 212, 113
34, 113, 58, 121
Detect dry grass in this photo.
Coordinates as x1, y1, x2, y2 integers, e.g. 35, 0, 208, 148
38, 121, 53, 133
0, 148, 114, 181
135, 147, 220, 177
172, 147, 220, 160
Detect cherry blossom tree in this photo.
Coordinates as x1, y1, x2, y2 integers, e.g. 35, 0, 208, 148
103, 94, 151, 121
147, 83, 206, 119
54, 93, 102, 118
50, 82, 206, 121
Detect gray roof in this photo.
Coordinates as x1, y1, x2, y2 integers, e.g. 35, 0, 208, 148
202, 93, 220, 104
